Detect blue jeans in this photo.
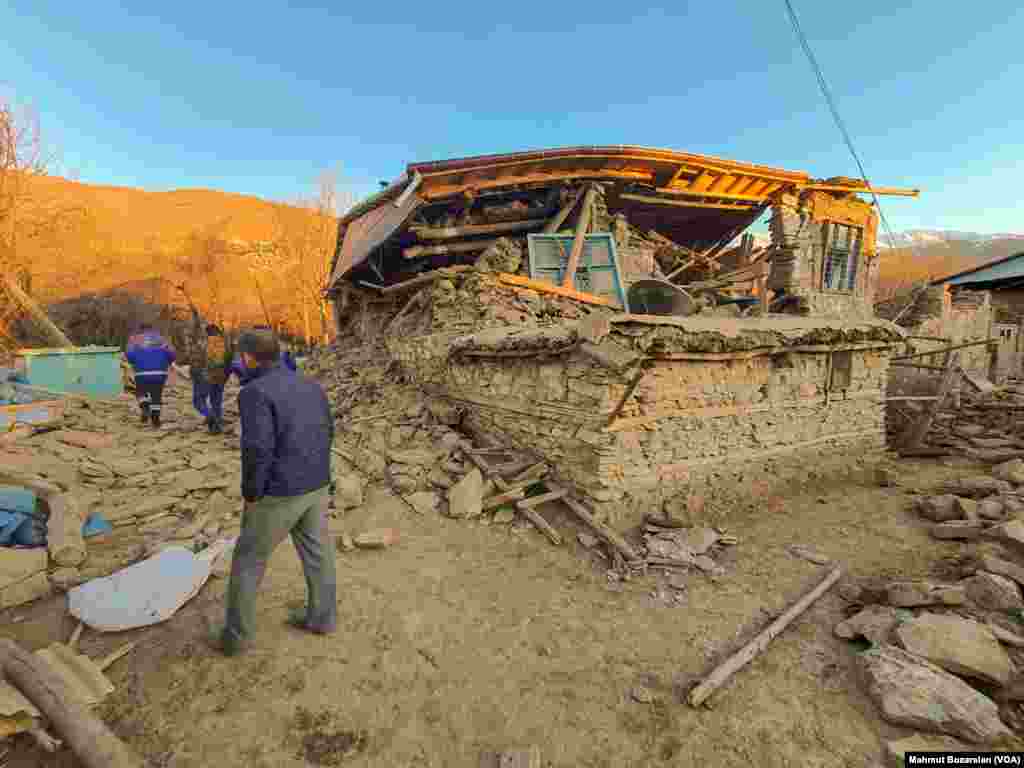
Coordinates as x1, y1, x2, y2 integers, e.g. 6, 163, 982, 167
192, 371, 210, 418
208, 382, 225, 425
191, 373, 224, 424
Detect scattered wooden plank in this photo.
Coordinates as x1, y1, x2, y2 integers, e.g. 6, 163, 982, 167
0, 638, 144, 768
97, 642, 137, 672
403, 239, 501, 260
516, 506, 562, 546
516, 489, 567, 509
899, 351, 960, 452
411, 218, 546, 241
497, 273, 619, 308
561, 495, 642, 563
893, 339, 996, 361
687, 566, 841, 708
380, 265, 474, 294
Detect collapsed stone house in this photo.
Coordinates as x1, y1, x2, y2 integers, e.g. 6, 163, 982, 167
324, 146, 917, 526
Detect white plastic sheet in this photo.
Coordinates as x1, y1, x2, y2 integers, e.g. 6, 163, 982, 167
68, 540, 234, 632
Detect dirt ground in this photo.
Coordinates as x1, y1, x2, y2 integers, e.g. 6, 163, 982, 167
0, 450, 982, 768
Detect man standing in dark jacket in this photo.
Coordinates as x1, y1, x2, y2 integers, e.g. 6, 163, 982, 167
217, 329, 336, 656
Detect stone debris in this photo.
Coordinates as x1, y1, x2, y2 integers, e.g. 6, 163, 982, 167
978, 498, 1005, 521
937, 476, 1012, 499
874, 467, 899, 487
492, 508, 516, 525
964, 572, 1024, 613
976, 555, 1024, 589
931, 521, 985, 540
629, 686, 654, 704
404, 491, 442, 516
447, 468, 484, 519
577, 532, 598, 549
333, 473, 365, 511
857, 644, 1010, 744
917, 495, 961, 523
886, 581, 967, 608
986, 519, 1024, 552
883, 735, 970, 768
893, 613, 1015, 686
834, 606, 907, 646
992, 458, 1024, 485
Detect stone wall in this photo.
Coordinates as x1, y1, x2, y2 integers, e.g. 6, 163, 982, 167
768, 191, 879, 321
887, 287, 995, 398
393, 315, 897, 529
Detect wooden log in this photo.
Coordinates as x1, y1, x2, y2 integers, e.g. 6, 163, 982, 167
687, 566, 842, 707
893, 339, 996, 361
516, 489, 567, 509
517, 506, 563, 546
0, 638, 144, 768
543, 189, 582, 234
403, 239, 501, 260
496, 273, 618, 308
561, 186, 598, 289
411, 218, 546, 241
380, 265, 474, 294
561, 496, 642, 563
47, 493, 86, 568
899, 351, 960, 452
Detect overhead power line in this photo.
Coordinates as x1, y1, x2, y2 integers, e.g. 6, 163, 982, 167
783, 0, 900, 251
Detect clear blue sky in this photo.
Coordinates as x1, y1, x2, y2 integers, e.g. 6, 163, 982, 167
2, 0, 1022, 232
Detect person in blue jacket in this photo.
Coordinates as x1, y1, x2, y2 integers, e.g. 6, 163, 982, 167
125, 324, 176, 428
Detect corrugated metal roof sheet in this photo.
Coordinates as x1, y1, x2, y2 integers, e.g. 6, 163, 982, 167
940, 252, 1024, 286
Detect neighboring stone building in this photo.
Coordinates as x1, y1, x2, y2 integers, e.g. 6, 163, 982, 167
324, 146, 916, 528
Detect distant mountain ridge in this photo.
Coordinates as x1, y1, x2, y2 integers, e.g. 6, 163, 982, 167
879, 229, 1024, 249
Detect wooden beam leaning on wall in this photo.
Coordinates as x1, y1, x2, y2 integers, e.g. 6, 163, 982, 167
561, 185, 600, 289
403, 239, 501, 259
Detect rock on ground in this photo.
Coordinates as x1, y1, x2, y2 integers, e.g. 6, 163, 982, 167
953, 497, 979, 522
334, 472, 365, 511
965, 572, 1024, 612
977, 555, 1024, 589
858, 644, 1010, 744
404, 491, 442, 516
917, 495, 960, 522
939, 476, 1012, 499
993, 459, 1024, 485
834, 606, 907, 646
884, 735, 970, 768
447, 468, 483, 519
978, 499, 1005, 521
894, 612, 1015, 685
986, 519, 1024, 552
886, 581, 966, 608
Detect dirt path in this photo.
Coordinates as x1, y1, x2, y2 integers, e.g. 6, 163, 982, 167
1, 455, 976, 767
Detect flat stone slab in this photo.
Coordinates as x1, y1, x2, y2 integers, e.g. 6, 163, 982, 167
894, 612, 1015, 686
965, 571, 1024, 612
858, 644, 1010, 744
834, 606, 907, 646
886, 581, 966, 608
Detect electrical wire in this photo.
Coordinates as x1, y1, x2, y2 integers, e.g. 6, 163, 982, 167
783, 0, 900, 251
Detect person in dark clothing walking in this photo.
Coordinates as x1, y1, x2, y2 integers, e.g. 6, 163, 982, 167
216, 329, 336, 657
125, 325, 176, 428
188, 309, 232, 434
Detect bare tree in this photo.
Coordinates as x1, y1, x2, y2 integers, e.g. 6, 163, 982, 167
263, 171, 348, 344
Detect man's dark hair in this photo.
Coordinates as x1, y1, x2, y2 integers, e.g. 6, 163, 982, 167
238, 329, 280, 365
206, 324, 222, 336
140, 323, 154, 332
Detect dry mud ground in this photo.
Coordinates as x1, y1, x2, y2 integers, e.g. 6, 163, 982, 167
1, 457, 981, 767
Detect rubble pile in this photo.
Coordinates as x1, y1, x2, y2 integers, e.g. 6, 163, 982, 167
834, 460, 1024, 751
0, 377, 244, 608
909, 383, 1024, 462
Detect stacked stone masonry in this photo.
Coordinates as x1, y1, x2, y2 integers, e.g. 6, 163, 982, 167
392, 308, 899, 528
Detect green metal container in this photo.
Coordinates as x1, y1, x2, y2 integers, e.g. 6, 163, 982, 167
15, 346, 124, 398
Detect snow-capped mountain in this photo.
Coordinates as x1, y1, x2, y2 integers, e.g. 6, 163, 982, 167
878, 230, 1024, 249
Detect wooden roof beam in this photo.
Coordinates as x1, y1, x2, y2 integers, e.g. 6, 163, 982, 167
420, 169, 652, 200
799, 183, 920, 197
653, 184, 790, 203
619, 193, 756, 211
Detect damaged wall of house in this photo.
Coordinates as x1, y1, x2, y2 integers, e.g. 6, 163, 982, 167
391, 296, 899, 526
768, 191, 880, 319
884, 286, 995, 398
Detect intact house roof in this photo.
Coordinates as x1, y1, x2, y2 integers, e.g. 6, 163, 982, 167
932, 251, 1024, 289
326, 145, 919, 294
